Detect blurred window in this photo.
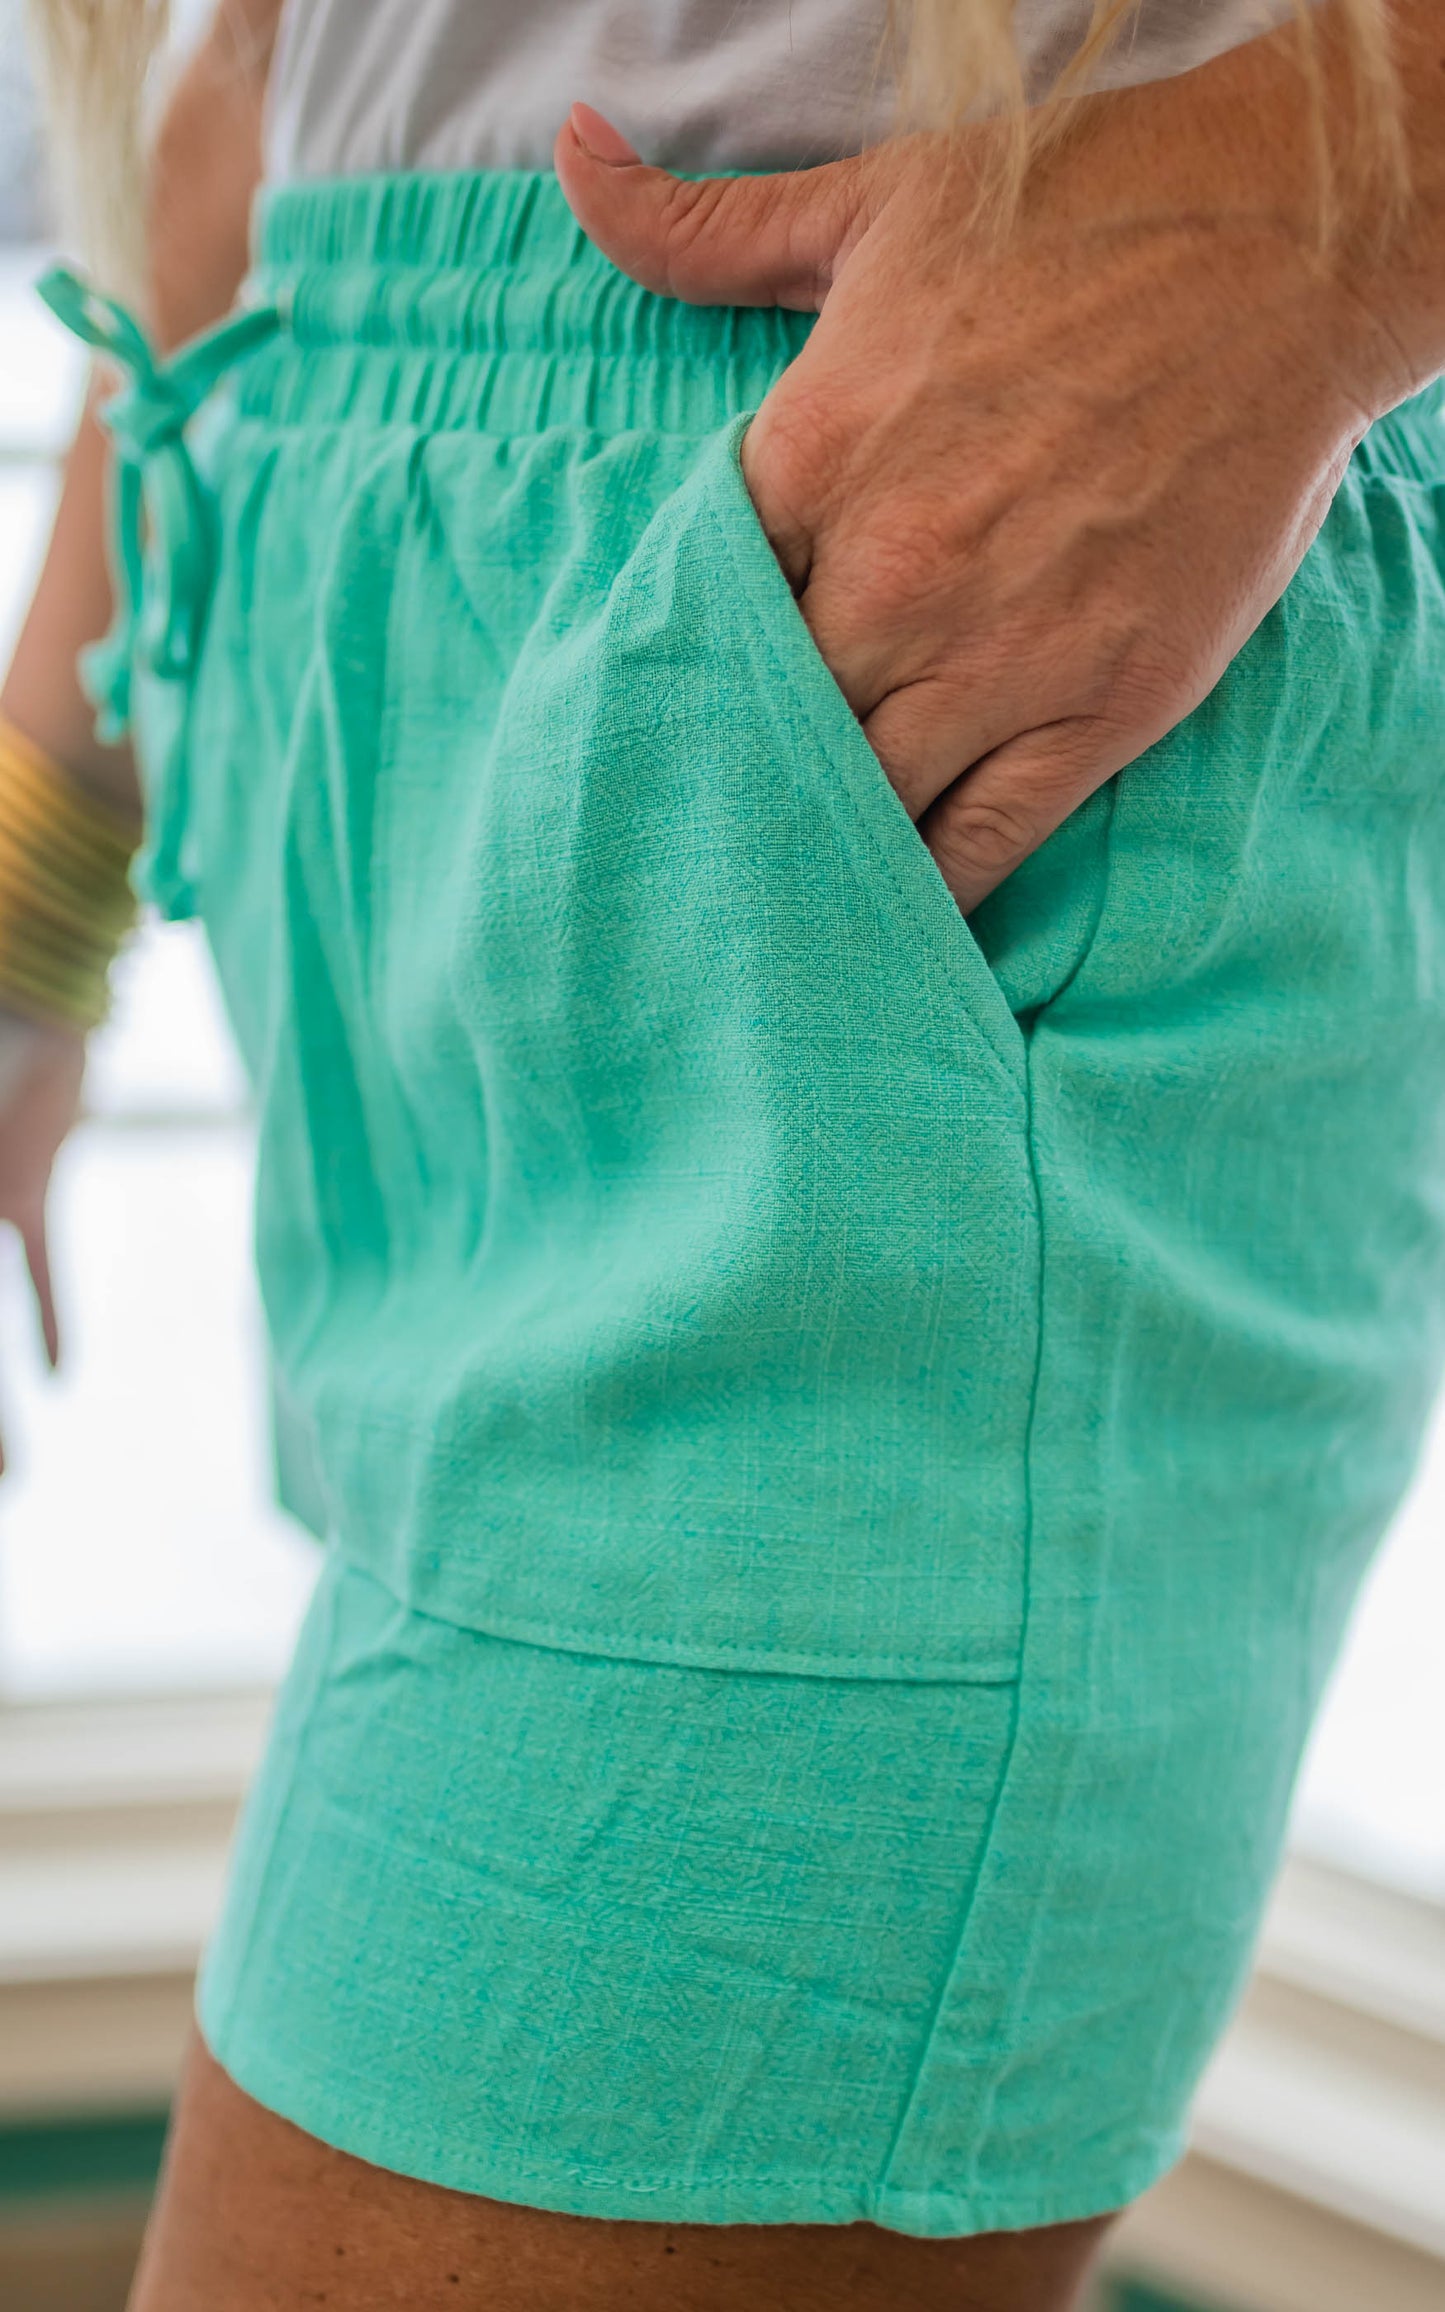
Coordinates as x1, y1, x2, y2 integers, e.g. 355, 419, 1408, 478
0, 244, 317, 1702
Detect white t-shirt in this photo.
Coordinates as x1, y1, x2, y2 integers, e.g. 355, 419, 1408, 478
264, 0, 1290, 181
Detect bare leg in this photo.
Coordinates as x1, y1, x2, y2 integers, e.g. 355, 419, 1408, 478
130, 2034, 1114, 2312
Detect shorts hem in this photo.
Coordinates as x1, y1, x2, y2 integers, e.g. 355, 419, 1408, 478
197, 2008, 1173, 2240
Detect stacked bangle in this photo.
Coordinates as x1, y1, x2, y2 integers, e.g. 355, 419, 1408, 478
0, 716, 140, 1033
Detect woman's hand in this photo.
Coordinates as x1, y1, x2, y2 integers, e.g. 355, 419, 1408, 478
555, 25, 1418, 912
0, 1019, 85, 1470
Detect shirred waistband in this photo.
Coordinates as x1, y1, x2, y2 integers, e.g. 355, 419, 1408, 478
244, 170, 815, 435
243, 168, 1445, 470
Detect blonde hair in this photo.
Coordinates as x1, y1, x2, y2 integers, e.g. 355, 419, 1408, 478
28, 0, 1405, 295
25, 0, 171, 295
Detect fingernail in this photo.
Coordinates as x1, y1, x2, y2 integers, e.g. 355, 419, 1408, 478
569, 102, 641, 165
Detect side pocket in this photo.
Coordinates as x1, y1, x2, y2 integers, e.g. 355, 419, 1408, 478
384, 419, 1047, 1680
701, 416, 1027, 1087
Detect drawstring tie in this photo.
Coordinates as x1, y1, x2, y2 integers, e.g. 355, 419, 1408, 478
37, 268, 281, 734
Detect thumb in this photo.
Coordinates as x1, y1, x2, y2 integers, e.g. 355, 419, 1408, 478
554, 103, 882, 311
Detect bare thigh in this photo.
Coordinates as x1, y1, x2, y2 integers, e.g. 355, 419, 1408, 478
129, 2035, 1115, 2312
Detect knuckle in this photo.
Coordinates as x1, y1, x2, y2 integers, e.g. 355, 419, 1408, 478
1086, 615, 1197, 734
934, 790, 1040, 880
1115, 651, 1197, 737
818, 500, 955, 640
749, 384, 853, 527
841, 550, 920, 642
875, 510, 958, 611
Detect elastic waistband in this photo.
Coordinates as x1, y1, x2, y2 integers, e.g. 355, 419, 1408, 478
244, 169, 1445, 471
245, 170, 815, 436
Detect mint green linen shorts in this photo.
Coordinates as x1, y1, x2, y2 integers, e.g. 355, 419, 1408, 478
62, 170, 1445, 2231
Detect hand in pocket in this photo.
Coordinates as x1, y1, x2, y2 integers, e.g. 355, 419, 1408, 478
556, 56, 1409, 912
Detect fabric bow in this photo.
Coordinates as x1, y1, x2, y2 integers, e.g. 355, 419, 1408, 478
35, 267, 280, 740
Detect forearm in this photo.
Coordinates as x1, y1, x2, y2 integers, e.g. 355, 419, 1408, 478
1052, 0, 1445, 416
0, 396, 139, 818
1, 0, 279, 815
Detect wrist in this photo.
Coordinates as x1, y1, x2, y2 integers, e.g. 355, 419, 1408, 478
0, 680, 142, 831
0, 716, 139, 1034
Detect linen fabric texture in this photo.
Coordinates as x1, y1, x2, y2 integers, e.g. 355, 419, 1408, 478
94, 171, 1445, 2230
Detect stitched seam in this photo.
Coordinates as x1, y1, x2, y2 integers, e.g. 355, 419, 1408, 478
202, 2019, 1172, 2220
874, 1016, 1048, 2197
924, 782, 1129, 2176
318, 1554, 1023, 1688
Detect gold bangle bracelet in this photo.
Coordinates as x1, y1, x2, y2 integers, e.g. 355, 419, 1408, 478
0, 716, 140, 1033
